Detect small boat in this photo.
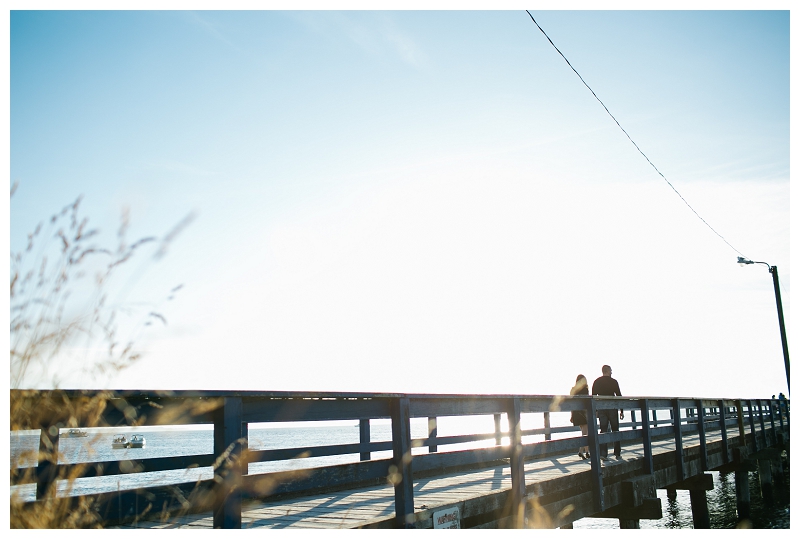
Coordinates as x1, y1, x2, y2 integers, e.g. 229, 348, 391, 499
111, 435, 128, 449
65, 428, 88, 437
129, 434, 146, 449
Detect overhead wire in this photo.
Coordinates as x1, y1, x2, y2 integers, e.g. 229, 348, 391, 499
524, 10, 748, 259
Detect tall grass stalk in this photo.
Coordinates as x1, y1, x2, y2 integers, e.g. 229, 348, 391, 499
10, 185, 194, 527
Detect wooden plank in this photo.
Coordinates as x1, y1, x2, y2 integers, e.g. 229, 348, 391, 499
242, 457, 390, 498
247, 440, 392, 462
45, 454, 216, 480
242, 397, 392, 423
410, 397, 510, 417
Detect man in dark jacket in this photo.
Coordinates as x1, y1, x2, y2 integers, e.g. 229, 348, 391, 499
592, 365, 624, 461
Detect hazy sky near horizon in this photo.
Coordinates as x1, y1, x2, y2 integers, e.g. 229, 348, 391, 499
8, 8, 792, 399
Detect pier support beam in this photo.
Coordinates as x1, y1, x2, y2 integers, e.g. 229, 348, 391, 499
689, 490, 710, 529
771, 455, 786, 484
734, 470, 751, 522
594, 497, 662, 527
757, 459, 773, 500
666, 474, 713, 529
592, 476, 661, 529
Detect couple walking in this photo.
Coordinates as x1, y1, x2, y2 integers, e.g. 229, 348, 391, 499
570, 365, 623, 462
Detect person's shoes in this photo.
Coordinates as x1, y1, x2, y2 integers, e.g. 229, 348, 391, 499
600, 456, 609, 462
615, 455, 623, 460
580, 452, 589, 460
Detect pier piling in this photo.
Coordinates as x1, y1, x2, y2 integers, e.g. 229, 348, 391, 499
734, 470, 751, 522
756, 459, 773, 500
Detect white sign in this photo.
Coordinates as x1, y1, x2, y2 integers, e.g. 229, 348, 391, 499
433, 507, 461, 529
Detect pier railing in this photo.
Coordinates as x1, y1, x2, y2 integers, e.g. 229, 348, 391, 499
9, 390, 790, 528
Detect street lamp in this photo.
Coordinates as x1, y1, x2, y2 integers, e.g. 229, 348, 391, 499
737, 257, 790, 394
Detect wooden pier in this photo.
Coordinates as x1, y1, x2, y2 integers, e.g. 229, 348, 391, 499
10, 390, 790, 529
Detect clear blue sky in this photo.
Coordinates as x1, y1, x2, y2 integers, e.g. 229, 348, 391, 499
7, 7, 792, 399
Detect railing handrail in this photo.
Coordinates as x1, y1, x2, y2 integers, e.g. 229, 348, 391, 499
8, 391, 776, 429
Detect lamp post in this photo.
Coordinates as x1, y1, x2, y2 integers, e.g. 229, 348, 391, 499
737, 257, 790, 394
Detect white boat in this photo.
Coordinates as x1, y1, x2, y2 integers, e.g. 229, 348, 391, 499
129, 434, 146, 449
65, 428, 88, 437
111, 435, 128, 449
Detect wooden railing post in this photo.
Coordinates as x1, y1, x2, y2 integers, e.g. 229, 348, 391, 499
585, 397, 604, 513
769, 399, 783, 445
756, 400, 768, 448
31, 391, 69, 501
359, 419, 371, 461
427, 417, 438, 453
506, 398, 525, 528
494, 413, 503, 445
736, 400, 746, 445
639, 399, 653, 475
672, 399, 685, 481
767, 399, 777, 446
746, 400, 758, 452
213, 396, 244, 529
719, 400, 729, 463
543, 411, 552, 441
390, 397, 414, 528
36, 424, 60, 500
785, 398, 790, 427
696, 400, 708, 471
242, 421, 249, 476
779, 398, 789, 431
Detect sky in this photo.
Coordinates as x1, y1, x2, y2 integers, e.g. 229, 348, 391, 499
5, 4, 794, 401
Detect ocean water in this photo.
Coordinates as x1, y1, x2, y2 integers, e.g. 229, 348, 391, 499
10, 418, 789, 529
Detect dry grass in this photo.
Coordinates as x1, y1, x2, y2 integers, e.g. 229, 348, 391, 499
10, 185, 194, 527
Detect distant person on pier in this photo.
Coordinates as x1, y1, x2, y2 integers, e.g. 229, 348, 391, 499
591, 365, 624, 461
570, 374, 590, 460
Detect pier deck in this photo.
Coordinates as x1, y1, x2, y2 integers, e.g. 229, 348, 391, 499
114, 430, 757, 529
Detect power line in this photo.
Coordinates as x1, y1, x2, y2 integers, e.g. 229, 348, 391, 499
524, 10, 747, 259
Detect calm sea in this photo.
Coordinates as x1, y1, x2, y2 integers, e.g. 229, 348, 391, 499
10, 420, 789, 529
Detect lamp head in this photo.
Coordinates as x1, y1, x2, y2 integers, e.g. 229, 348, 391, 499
737, 257, 754, 266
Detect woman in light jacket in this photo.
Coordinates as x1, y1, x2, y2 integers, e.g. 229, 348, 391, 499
570, 374, 590, 460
